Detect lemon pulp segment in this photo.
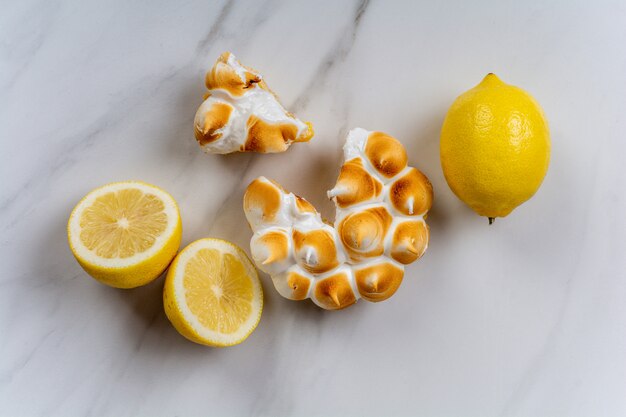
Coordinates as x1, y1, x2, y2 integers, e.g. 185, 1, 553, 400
67, 181, 182, 288
164, 238, 263, 347
184, 249, 254, 334
79, 189, 168, 258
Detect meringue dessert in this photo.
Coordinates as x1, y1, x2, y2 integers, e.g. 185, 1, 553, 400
243, 128, 433, 310
193, 52, 314, 154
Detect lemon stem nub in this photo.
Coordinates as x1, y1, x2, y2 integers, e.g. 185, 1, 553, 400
488, 217, 495, 225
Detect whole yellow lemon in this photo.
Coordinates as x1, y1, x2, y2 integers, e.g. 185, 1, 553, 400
440, 73, 550, 223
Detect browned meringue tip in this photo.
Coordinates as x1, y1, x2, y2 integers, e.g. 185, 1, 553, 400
287, 272, 312, 300
244, 115, 299, 153
328, 158, 383, 208
354, 262, 404, 302
364, 132, 408, 178
389, 168, 434, 216
338, 206, 393, 261
275, 270, 312, 300
313, 271, 357, 310
295, 195, 316, 214
243, 177, 283, 224
295, 122, 315, 143
292, 228, 340, 274
205, 52, 262, 97
243, 116, 313, 153
253, 230, 290, 266
391, 220, 429, 264
194, 101, 233, 146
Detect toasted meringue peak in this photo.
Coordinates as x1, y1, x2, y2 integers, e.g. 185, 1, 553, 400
242, 128, 432, 310
194, 52, 314, 154
389, 168, 434, 216
271, 266, 313, 300
243, 177, 285, 228
294, 196, 316, 214
390, 220, 429, 264
354, 260, 404, 302
194, 100, 234, 146
311, 267, 357, 310
245, 115, 300, 153
292, 228, 341, 274
205, 52, 263, 97
338, 206, 393, 261
250, 228, 292, 274
328, 158, 383, 208
365, 132, 408, 178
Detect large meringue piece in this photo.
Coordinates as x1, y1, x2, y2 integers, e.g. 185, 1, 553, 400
243, 128, 433, 310
193, 52, 314, 154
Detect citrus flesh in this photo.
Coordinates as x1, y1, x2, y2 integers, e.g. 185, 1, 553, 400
163, 238, 263, 347
67, 181, 182, 288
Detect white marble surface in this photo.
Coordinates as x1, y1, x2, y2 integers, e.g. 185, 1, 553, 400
1, 1, 625, 416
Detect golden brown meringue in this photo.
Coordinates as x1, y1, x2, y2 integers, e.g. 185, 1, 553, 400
250, 229, 291, 271
389, 168, 434, 216
327, 158, 383, 208
244, 128, 432, 310
194, 52, 314, 154
354, 261, 404, 302
313, 268, 357, 310
390, 220, 429, 264
292, 228, 341, 274
193, 101, 233, 146
271, 267, 313, 301
204, 52, 262, 97
364, 132, 408, 178
243, 177, 284, 226
338, 206, 393, 261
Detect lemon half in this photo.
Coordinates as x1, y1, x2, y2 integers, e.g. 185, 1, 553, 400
163, 238, 263, 347
68, 181, 182, 288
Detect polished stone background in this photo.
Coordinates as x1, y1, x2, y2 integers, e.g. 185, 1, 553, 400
1, 1, 625, 416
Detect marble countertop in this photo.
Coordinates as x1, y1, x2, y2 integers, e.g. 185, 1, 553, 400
1, 1, 625, 416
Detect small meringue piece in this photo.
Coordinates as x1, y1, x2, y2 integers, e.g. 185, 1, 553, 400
194, 52, 314, 154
